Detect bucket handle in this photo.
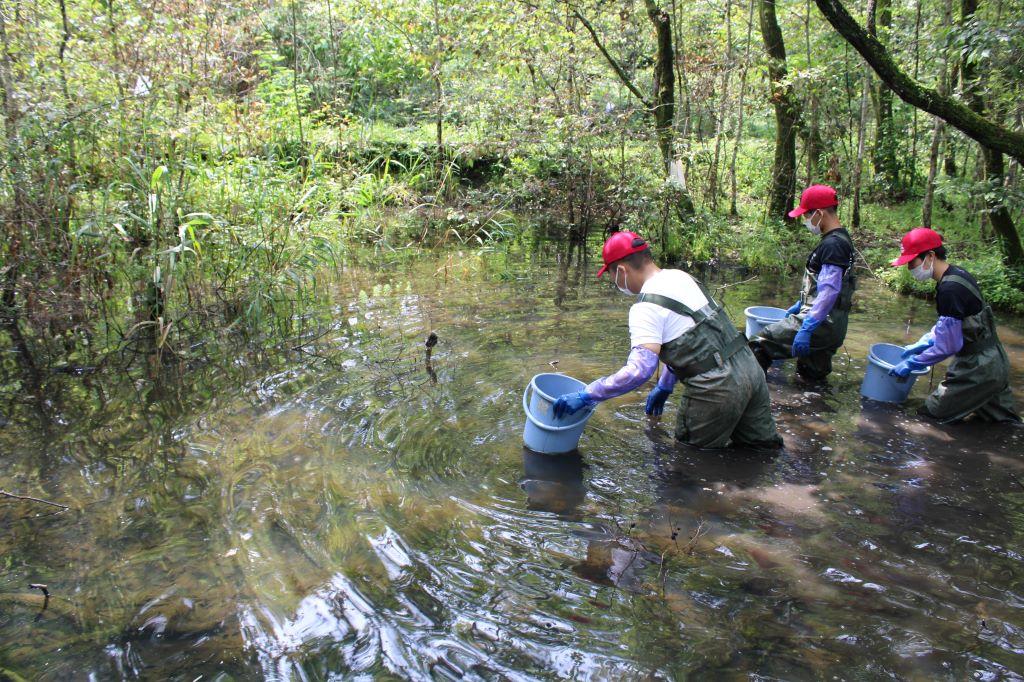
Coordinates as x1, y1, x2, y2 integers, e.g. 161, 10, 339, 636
523, 383, 594, 432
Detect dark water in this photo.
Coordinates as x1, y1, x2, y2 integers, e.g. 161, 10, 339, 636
2, 248, 1023, 680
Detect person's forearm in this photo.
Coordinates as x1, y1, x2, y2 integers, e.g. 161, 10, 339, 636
585, 346, 659, 400
807, 264, 843, 321
656, 365, 677, 392
913, 317, 963, 366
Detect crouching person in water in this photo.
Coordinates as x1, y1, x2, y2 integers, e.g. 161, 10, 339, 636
552, 231, 783, 449
889, 227, 1020, 424
748, 185, 857, 381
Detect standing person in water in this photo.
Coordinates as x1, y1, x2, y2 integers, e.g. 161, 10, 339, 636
748, 185, 857, 382
551, 232, 783, 449
889, 227, 1020, 424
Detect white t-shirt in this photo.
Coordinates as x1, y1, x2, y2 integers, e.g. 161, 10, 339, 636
629, 269, 709, 347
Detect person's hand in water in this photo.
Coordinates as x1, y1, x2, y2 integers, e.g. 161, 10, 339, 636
889, 358, 926, 378
644, 386, 672, 416
552, 391, 594, 419
785, 300, 802, 318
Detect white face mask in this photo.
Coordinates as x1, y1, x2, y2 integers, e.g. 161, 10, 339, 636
614, 266, 633, 296
910, 255, 934, 282
803, 210, 821, 236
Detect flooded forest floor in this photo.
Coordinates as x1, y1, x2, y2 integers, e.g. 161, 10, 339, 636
1, 247, 1023, 680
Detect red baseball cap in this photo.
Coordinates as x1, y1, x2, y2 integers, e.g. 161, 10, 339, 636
596, 231, 648, 278
788, 184, 839, 218
891, 227, 943, 266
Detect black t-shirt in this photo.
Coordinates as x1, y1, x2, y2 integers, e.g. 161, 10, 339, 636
807, 228, 855, 275
935, 265, 984, 319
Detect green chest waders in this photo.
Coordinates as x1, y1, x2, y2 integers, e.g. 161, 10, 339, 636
638, 286, 783, 448
798, 229, 857, 349
748, 230, 857, 380
923, 274, 1020, 424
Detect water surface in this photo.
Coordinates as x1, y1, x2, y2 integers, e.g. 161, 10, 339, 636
2, 248, 1023, 679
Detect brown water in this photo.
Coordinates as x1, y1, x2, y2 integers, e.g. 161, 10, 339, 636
1, 247, 1023, 680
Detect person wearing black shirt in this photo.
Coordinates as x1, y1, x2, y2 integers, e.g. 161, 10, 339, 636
749, 185, 858, 381
890, 227, 1020, 423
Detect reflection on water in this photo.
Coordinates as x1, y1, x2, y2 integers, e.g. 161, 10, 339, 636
1, 247, 1023, 679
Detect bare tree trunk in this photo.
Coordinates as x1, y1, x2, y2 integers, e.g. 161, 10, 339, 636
759, 0, 798, 220
646, 0, 675, 171
802, 0, 818, 184
923, 118, 944, 226
671, 0, 693, 183
575, 4, 693, 211
431, 0, 444, 167
923, 0, 953, 226
852, 69, 870, 228
324, 0, 340, 103
870, 0, 900, 197
290, 0, 305, 153
0, 7, 25, 314
57, 0, 76, 178
960, 0, 1024, 266
909, 0, 924, 190
708, 0, 733, 211
729, 0, 756, 215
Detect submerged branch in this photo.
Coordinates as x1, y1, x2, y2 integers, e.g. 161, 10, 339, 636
0, 490, 69, 510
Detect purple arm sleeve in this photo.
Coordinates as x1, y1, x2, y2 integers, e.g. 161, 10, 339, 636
656, 365, 678, 391
913, 316, 963, 366
585, 346, 660, 401
807, 264, 843, 322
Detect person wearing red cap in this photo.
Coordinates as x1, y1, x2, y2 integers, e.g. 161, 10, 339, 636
889, 227, 1019, 423
551, 231, 783, 449
747, 184, 857, 381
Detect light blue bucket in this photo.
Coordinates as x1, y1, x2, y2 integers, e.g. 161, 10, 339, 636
744, 306, 788, 339
522, 373, 595, 454
860, 343, 930, 403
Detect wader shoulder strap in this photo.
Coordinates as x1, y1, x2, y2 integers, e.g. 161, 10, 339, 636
637, 293, 715, 323
942, 274, 985, 304
829, 229, 853, 248
942, 274, 995, 355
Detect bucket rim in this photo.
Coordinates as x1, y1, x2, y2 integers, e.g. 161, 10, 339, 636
743, 305, 787, 321
523, 383, 595, 432
529, 372, 587, 403
867, 343, 930, 374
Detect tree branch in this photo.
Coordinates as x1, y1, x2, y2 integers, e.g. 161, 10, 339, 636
0, 489, 69, 510
571, 8, 653, 110
813, 0, 1024, 165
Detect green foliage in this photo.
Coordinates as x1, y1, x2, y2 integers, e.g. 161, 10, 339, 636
2, 0, 1023, 374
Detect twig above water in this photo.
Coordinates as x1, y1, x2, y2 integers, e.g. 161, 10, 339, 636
713, 275, 759, 298
0, 490, 69, 510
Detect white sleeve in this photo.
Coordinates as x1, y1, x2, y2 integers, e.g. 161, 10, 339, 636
629, 303, 665, 346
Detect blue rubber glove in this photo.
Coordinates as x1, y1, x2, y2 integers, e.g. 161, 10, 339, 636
901, 339, 934, 359
552, 391, 595, 419
791, 316, 821, 357
644, 386, 673, 416
785, 300, 802, 318
889, 358, 927, 379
